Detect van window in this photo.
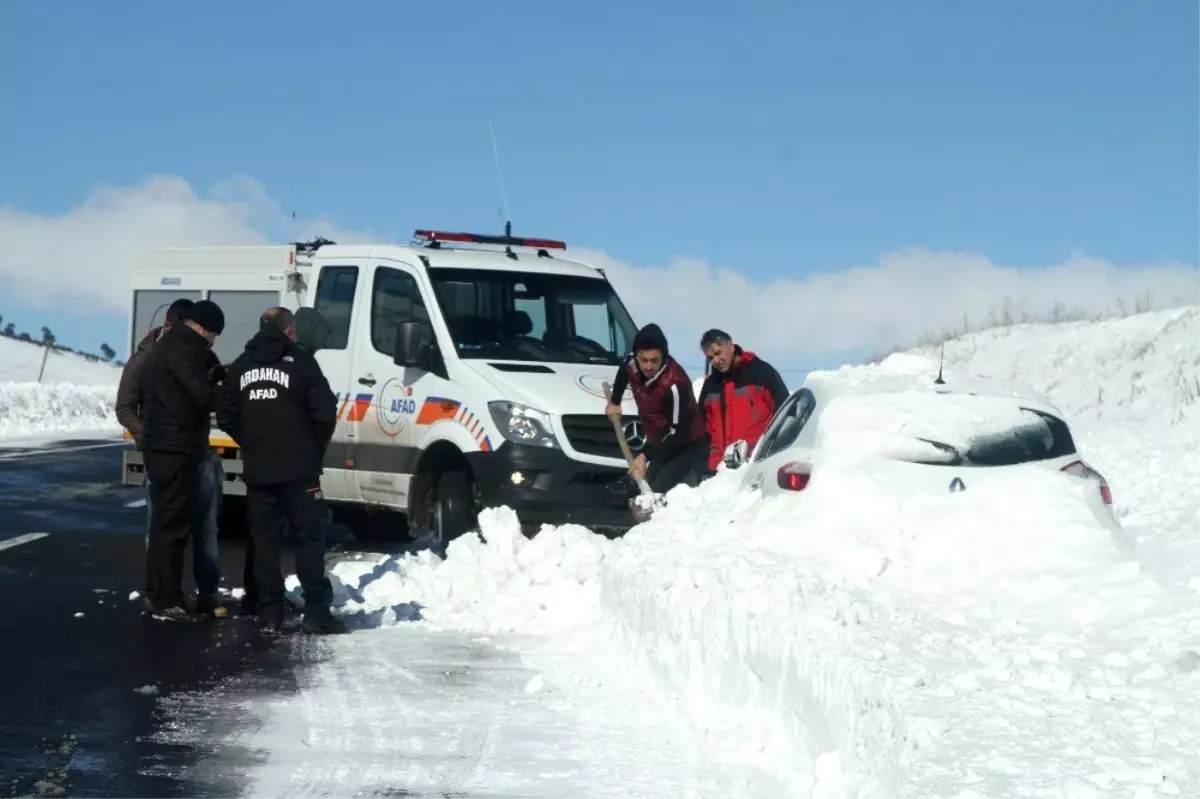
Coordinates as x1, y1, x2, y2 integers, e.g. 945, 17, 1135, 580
130, 289, 201, 355
371, 267, 430, 357
208, 290, 282, 364
427, 267, 637, 365
313, 266, 358, 350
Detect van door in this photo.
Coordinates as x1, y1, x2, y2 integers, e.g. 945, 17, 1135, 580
351, 257, 450, 508
309, 262, 364, 503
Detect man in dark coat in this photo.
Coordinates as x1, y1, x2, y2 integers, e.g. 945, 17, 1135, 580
606, 323, 709, 496
235, 306, 336, 618
697, 328, 790, 471
139, 299, 227, 623
117, 298, 226, 618
216, 307, 344, 635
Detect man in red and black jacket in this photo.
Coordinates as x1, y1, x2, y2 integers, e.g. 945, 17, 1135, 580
698, 328, 790, 471
606, 323, 709, 494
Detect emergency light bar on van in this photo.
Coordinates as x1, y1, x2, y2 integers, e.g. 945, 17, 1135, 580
413, 229, 568, 250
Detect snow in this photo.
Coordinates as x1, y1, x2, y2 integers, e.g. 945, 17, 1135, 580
180, 305, 1200, 795
0, 336, 122, 440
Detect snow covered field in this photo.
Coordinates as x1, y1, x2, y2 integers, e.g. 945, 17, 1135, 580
167, 305, 1200, 795
0, 335, 122, 441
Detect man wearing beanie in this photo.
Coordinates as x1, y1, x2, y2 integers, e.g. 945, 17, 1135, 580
605, 323, 709, 512
116, 297, 226, 619
138, 299, 227, 623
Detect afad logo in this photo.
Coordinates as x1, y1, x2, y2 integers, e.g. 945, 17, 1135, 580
575, 374, 614, 400
376, 377, 417, 438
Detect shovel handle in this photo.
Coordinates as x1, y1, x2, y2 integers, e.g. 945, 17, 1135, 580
601, 381, 640, 468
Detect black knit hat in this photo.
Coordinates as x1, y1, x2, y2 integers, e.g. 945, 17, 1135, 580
632, 323, 669, 358
185, 300, 225, 335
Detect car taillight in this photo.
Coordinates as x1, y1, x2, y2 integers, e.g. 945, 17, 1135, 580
777, 461, 811, 492
1061, 460, 1112, 505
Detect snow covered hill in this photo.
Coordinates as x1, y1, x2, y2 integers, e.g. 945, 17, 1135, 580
0, 335, 122, 440
273, 304, 1200, 798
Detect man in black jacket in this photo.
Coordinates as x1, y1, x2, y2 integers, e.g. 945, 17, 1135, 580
216, 307, 344, 635
139, 299, 226, 623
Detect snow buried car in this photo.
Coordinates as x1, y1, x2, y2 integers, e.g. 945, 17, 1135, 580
723, 371, 1120, 536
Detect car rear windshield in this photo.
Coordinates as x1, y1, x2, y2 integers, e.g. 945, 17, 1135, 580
913, 408, 1077, 467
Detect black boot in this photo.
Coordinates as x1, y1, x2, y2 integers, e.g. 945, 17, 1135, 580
143, 598, 207, 624
302, 607, 349, 635
256, 603, 284, 633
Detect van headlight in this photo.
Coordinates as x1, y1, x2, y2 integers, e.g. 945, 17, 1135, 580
487, 401, 559, 449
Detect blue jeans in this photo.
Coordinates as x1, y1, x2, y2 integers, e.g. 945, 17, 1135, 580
145, 452, 223, 596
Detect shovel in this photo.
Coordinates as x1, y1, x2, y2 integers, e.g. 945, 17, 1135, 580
602, 381, 655, 497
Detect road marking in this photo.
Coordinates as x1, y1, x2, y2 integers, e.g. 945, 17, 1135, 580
0, 532, 49, 553
0, 440, 127, 462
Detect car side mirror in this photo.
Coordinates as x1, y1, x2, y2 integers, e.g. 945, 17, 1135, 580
393, 321, 434, 370
723, 440, 749, 469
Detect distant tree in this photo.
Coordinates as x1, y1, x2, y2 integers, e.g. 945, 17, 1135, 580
18, 331, 32, 342
40, 326, 56, 346
100, 343, 116, 361
2, 323, 13, 337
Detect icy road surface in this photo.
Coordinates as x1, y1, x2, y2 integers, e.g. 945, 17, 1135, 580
153, 623, 784, 797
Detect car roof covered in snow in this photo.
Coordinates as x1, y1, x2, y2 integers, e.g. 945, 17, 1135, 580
800, 353, 1065, 419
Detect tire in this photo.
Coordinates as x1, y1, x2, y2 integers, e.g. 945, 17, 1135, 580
434, 470, 474, 545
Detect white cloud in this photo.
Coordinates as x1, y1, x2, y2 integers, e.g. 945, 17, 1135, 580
1, 175, 1196, 368
584, 247, 1200, 367
0, 174, 379, 314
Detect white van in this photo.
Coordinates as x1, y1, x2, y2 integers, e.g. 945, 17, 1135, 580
122, 230, 648, 540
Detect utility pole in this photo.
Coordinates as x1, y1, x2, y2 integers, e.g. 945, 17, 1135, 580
37, 341, 50, 383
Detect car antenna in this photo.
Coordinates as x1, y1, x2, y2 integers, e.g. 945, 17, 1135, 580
488, 120, 518, 261
934, 343, 946, 385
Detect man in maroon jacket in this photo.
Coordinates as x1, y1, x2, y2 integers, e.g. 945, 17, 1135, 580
698, 328, 790, 471
605, 323, 709, 495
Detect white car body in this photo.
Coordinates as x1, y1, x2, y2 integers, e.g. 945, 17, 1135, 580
729, 373, 1120, 535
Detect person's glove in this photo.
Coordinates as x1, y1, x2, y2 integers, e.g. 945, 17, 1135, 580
208, 364, 228, 385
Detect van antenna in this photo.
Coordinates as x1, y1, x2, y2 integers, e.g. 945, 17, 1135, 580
934, 343, 946, 385
488, 120, 511, 231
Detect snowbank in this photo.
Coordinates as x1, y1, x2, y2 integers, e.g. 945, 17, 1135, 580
0, 382, 120, 439
0, 336, 122, 440
315, 471, 1199, 795
295, 305, 1200, 797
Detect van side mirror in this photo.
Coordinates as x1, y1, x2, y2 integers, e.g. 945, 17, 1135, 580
393, 321, 434, 370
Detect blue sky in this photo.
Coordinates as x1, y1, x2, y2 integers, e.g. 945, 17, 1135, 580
1, 0, 1196, 377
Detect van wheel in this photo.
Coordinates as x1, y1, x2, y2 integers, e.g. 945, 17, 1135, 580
434, 470, 474, 545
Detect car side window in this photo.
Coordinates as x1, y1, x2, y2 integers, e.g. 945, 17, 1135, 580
753, 389, 816, 462
371, 266, 431, 357
312, 266, 358, 351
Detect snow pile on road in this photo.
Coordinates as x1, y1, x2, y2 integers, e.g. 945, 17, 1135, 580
313, 517, 612, 634
0, 336, 122, 439
305, 305, 1200, 797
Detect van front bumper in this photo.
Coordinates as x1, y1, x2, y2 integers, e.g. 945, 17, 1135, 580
466, 443, 637, 534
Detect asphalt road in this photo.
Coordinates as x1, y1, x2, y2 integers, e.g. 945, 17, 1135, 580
0, 441, 350, 798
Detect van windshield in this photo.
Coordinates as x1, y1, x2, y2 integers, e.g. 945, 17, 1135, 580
427, 267, 638, 365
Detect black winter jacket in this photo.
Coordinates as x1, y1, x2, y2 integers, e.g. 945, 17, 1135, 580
139, 324, 221, 457
215, 326, 337, 486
